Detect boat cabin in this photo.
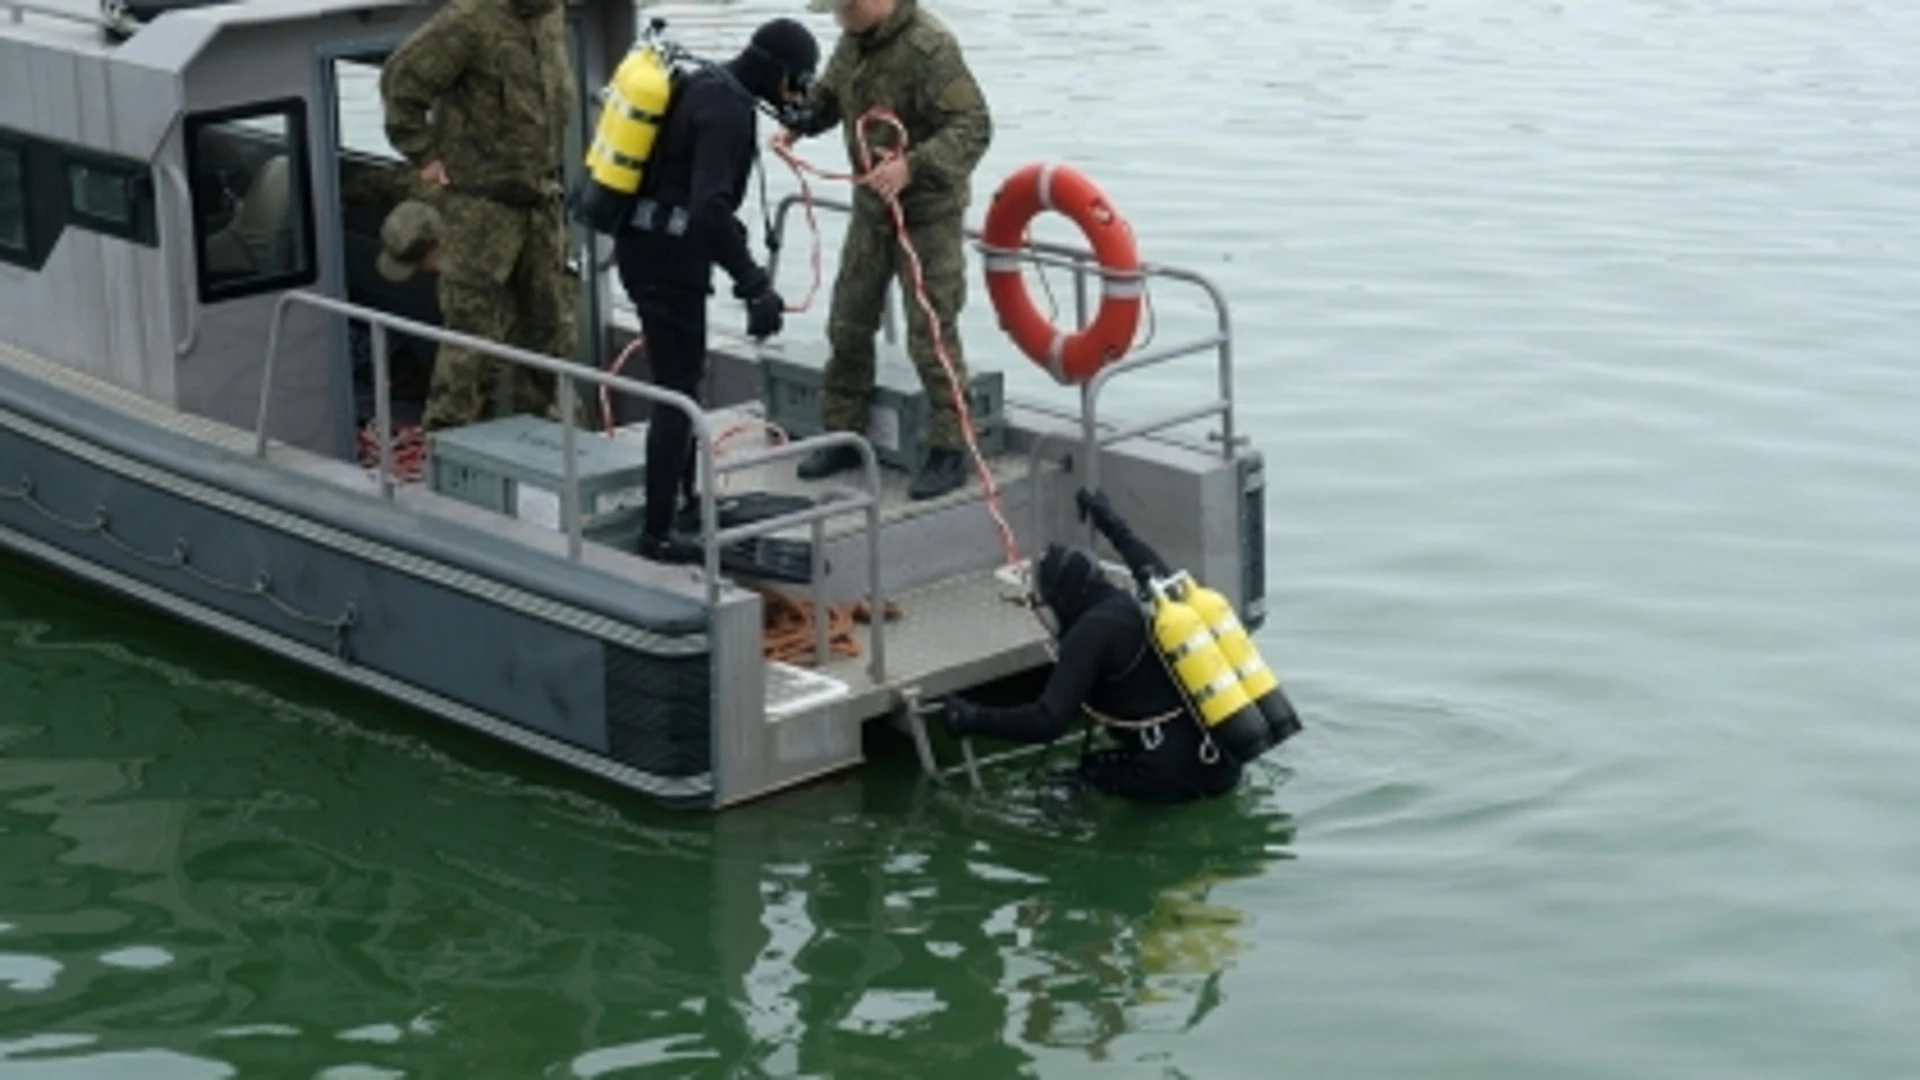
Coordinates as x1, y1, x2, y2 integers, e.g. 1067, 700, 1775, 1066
0, 0, 629, 456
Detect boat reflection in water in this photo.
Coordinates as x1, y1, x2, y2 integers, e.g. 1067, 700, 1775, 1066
0, 582, 1295, 1076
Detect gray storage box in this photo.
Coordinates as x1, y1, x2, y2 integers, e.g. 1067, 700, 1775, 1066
759, 346, 1005, 472
428, 415, 649, 546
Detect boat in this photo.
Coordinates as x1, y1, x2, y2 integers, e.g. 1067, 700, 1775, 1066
0, 0, 1272, 810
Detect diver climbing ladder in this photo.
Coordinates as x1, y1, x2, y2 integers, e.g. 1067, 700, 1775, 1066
900, 685, 1072, 794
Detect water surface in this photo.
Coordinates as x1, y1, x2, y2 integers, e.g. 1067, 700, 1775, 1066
5, 0, 1920, 1075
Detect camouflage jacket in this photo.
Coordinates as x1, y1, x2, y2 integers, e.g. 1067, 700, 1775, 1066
797, 0, 992, 223
379, 0, 574, 207
340, 162, 436, 208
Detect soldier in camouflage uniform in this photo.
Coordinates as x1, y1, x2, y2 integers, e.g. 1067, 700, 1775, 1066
374, 201, 447, 284
379, 0, 578, 431
777, 0, 992, 500
341, 162, 414, 209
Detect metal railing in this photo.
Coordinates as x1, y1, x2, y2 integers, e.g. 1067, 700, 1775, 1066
255, 291, 891, 681
764, 193, 1240, 523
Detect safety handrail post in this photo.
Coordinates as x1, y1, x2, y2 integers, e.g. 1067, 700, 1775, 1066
558, 373, 582, 561
700, 433, 721, 606
255, 291, 298, 460
370, 321, 394, 500
1072, 252, 1090, 332
809, 517, 828, 666
1079, 383, 1100, 549
865, 495, 885, 683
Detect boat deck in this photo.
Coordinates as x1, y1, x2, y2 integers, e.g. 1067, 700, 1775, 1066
0, 336, 1064, 737
602, 398, 1062, 725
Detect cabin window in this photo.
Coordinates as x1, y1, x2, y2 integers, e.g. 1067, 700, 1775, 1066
185, 100, 318, 303
330, 55, 416, 214
0, 141, 25, 260
63, 151, 157, 246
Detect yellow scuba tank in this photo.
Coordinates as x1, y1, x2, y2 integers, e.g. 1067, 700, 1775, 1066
1178, 575, 1302, 758
1147, 575, 1271, 762
573, 38, 677, 236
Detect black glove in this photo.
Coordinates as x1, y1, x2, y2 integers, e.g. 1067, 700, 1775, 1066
745, 288, 785, 340
731, 266, 771, 302
1076, 487, 1119, 530
1076, 486, 1167, 587
732, 268, 784, 340
940, 694, 980, 738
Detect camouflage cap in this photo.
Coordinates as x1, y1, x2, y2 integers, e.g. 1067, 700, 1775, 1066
376, 200, 443, 283
806, 0, 853, 12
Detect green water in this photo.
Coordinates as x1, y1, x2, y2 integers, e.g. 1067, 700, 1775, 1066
6, 0, 1920, 1075
0, 560, 1296, 1077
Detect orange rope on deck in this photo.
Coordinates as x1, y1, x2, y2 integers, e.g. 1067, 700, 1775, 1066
357, 420, 427, 483
759, 586, 902, 667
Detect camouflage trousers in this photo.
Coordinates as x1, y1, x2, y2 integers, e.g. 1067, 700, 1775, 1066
822, 206, 971, 451
422, 191, 580, 431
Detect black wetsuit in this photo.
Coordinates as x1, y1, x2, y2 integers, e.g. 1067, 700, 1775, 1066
613, 64, 765, 542
611, 20, 815, 552
953, 543, 1243, 804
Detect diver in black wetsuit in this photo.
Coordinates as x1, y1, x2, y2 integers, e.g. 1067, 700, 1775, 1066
612, 19, 818, 564
940, 488, 1296, 803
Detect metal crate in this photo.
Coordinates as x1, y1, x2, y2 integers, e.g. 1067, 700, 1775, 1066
759, 345, 1005, 472
428, 415, 649, 542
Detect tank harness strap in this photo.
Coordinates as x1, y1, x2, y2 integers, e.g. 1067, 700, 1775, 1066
1079, 702, 1183, 730
1084, 688, 1222, 764
613, 96, 668, 127
627, 198, 690, 236
591, 137, 650, 175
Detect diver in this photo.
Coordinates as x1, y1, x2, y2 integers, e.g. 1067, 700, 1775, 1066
941, 489, 1301, 803
611, 18, 816, 564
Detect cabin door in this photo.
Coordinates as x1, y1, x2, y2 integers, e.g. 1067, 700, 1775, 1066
316, 44, 437, 444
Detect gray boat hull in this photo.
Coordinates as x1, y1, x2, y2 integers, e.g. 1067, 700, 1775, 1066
0, 351, 724, 808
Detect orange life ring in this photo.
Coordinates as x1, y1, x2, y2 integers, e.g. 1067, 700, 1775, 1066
981, 162, 1142, 385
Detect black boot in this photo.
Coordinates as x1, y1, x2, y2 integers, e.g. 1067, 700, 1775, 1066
638, 530, 703, 565
673, 495, 705, 534
909, 448, 967, 501
796, 444, 862, 481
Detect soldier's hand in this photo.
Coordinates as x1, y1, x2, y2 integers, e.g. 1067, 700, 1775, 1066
420, 160, 450, 188
770, 128, 798, 155
863, 155, 910, 201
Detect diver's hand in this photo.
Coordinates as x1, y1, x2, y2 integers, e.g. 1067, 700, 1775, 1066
744, 288, 786, 340
939, 694, 980, 738
1076, 487, 1119, 529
